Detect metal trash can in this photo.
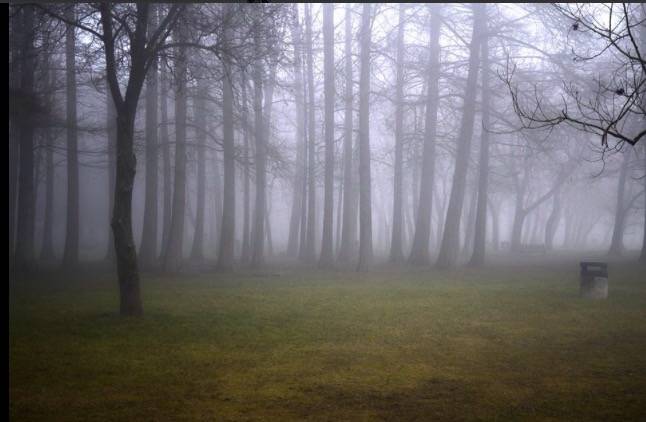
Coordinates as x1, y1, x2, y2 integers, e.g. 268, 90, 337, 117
579, 262, 608, 299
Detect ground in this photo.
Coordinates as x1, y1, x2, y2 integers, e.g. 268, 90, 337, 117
9, 256, 646, 421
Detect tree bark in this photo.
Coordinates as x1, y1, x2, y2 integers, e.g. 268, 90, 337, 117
409, 5, 442, 265
468, 27, 491, 267
160, 60, 172, 261
139, 8, 159, 268
303, 3, 317, 263
62, 5, 80, 269
287, 5, 306, 257
389, 4, 407, 264
163, 25, 188, 273
191, 80, 207, 263
319, 3, 335, 268
357, 4, 373, 271
544, 189, 561, 251
240, 73, 251, 264
250, 20, 266, 268
436, 4, 485, 269
217, 17, 236, 270
608, 149, 630, 256
15, 5, 36, 273
338, 3, 357, 264
41, 60, 56, 261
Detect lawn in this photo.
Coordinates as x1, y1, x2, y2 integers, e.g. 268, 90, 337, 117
9, 259, 646, 421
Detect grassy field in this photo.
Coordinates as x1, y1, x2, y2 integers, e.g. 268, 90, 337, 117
9, 258, 646, 421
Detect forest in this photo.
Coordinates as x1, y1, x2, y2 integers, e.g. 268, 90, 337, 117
9, 3, 646, 420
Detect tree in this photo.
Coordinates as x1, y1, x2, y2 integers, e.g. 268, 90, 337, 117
139, 7, 160, 269
217, 4, 236, 271
191, 79, 207, 264
303, 3, 317, 263
608, 149, 632, 256
62, 4, 80, 269
287, 4, 306, 257
338, 3, 357, 264
250, 9, 267, 268
408, 5, 442, 266
164, 22, 189, 274
389, 4, 407, 264
319, 3, 335, 269
468, 22, 491, 267
14, 5, 37, 273
505, 3, 646, 149
436, 4, 486, 269
357, 3, 373, 271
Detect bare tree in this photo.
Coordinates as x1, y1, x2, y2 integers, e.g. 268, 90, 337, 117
409, 5, 442, 266
357, 3, 373, 271
319, 3, 335, 269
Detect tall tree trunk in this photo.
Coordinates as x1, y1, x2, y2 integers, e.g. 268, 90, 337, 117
319, 3, 335, 268
303, 3, 317, 262
608, 149, 631, 256
240, 73, 251, 264
409, 5, 442, 265
105, 88, 117, 262
15, 5, 36, 273
41, 61, 56, 261
389, 4, 407, 263
489, 197, 500, 251
160, 60, 172, 261
338, 3, 357, 263
250, 21, 266, 268
436, 3, 484, 269
212, 148, 222, 255
191, 80, 207, 263
641, 144, 646, 263
287, 5, 306, 256
9, 5, 23, 269
163, 26, 188, 273
63, 5, 80, 269
139, 8, 159, 268
218, 20, 236, 270
468, 27, 491, 267
357, 3, 373, 271
544, 189, 561, 251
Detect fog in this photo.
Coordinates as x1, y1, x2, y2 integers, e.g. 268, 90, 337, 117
8, 3, 646, 419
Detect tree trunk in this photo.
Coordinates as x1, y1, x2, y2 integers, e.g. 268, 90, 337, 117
390, 4, 407, 264
608, 149, 630, 256
303, 3, 317, 263
240, 73, 251, 264
217, 22, 236, 270
287, 5, 306, 256
357, 3, 373, 271
63, 5, 80, 269
435, 4, 484, 269
191, 80, 207, 263
160, 61, 172, 261
15, 5, 36, 273
139, 8, 159, 268
544, 189, 561, 251
468, 27, 490, 267
41, 62, 56, 262
164, 27, 188, 272
338, 3, 357, 264
319, 3, 335, 268
250, 23, 266, 268
409, 5, 442, 265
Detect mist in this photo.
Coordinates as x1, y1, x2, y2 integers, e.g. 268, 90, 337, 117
9, 3, 646, 420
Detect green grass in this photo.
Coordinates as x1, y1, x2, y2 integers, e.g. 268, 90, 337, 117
9, 260, 646, 421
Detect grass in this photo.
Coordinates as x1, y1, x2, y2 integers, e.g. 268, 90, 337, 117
9, 258, 646, 421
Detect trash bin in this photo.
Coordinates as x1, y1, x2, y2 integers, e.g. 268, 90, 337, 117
579, 262, 608, 299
